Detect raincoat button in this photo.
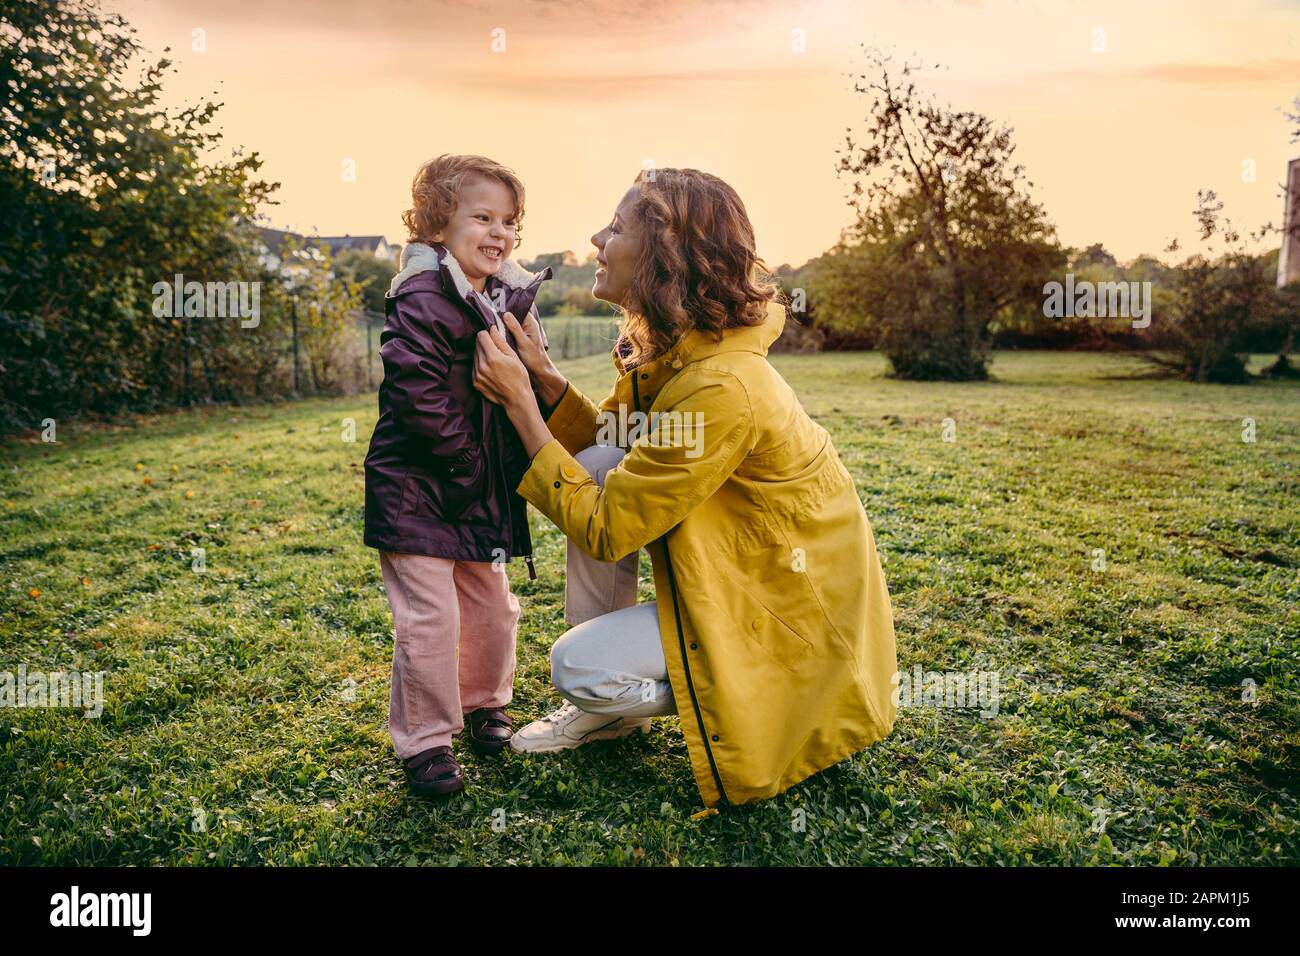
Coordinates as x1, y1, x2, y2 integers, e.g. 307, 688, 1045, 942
553, 481, 561, 489
751, 617, 761, 630
690, 642, 697, 650
640, 372, 648, 380
711, 734, 719, 742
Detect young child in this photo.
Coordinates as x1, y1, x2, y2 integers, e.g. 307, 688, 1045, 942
364, 154, 551, 797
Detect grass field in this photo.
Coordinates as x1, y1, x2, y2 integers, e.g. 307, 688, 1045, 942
1, 351, 1297, 866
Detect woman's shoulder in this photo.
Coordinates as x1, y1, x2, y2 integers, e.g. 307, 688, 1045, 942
657, 361, 758, 424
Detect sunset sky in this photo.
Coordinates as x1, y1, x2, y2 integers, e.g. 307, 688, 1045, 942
113, 0, 1300, 267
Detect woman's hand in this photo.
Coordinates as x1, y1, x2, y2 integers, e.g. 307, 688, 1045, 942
473, 323, 532, 409
502, 311, 568, 408
474, 323, 554, 458
502, 310, 548, 376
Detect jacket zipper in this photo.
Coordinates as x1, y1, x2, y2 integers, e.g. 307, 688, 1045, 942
490, 409, 536, 579
634, 368, 727, 805
467, 289, 536, 579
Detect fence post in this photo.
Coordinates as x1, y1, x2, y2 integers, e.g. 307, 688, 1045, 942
366, 312, 374, 389
182, 315, 192, 405
290, 294, 301, 396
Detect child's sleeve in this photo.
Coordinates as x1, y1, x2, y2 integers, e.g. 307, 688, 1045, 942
379, 297, 482, 481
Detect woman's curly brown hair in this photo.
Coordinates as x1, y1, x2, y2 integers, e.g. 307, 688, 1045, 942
618, 167, 779, 364
401, 154, 526, 246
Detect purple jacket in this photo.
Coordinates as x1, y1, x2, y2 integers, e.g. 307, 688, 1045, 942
363, 242, 552, 573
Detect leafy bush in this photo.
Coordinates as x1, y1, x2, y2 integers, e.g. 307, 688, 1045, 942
0, 0, 368, 432
1144, 192, 1282, 384
809, 50, 1063, 380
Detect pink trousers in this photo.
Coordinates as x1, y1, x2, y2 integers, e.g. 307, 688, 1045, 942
378, 552, 521, 758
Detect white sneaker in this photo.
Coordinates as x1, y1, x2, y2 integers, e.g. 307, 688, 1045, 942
509, 701, 651, 754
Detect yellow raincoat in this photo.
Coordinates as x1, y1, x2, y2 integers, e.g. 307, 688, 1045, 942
517, 301, 898, 806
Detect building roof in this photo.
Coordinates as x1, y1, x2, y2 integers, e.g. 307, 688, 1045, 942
256, 227, 397, 258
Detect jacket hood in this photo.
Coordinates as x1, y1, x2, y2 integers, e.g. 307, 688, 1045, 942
388, 241, 548, 299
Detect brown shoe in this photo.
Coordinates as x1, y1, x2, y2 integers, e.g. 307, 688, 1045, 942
465, 706, 513, 754
403, 746, 464, 797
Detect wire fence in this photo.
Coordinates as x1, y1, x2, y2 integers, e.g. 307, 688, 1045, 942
543, 315, 623, 360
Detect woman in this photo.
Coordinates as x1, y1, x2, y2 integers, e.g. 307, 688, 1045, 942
472, 168, 898, 807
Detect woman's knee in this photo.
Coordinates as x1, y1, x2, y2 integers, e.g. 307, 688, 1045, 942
549, 626, 592, 699
574, 444, 626, 485
549, 620, 624, 712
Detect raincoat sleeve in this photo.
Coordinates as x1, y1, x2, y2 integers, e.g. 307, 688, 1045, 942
518, 369, 756, 561
540, 378, 621, 456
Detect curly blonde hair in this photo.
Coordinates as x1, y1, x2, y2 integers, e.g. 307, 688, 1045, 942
618, 167, 778, 364
401, 154, 526, 246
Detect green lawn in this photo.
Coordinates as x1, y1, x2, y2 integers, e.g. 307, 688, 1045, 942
1, 351, 1296, 865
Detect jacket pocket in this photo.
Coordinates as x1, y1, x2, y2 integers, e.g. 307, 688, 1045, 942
717, 570, 812, 673
400, 455, 489, 524
439, 449, 489, 521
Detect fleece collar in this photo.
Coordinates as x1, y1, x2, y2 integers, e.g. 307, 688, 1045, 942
388, 241, 545, 300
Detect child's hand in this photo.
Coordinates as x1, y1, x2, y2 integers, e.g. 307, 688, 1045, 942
474, 324, 533, 409
501, 311, 551, 378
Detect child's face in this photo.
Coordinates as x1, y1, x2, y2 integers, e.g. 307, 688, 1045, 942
434, 175, 518, 292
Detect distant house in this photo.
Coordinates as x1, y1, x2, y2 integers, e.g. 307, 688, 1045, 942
319, 234, 402, 260
255, 227, 401, 274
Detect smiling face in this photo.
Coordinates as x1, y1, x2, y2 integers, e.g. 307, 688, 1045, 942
590, 185, 643, 307
434, 175, 518, 292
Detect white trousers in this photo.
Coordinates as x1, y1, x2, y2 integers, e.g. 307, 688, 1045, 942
549, 445, 677, 718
